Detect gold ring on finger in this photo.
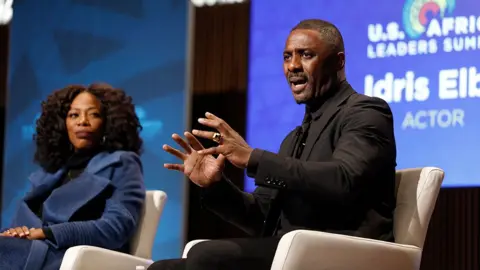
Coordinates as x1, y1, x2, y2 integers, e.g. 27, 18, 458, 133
212, 132, 222, 143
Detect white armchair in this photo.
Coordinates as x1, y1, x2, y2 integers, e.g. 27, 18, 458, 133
60, 190, 167, 270
183, 167, 445, 270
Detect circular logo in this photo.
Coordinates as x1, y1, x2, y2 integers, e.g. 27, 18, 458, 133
402, 0, 456, 39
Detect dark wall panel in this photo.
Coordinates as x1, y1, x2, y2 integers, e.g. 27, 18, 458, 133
192, 3, 250, 94
421, 188, 479, 270
187, 92, 249, 241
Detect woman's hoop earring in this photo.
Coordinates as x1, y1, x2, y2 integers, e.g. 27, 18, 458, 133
102, 136, 106, 144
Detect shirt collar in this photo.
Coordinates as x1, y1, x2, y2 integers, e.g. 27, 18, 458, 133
305, 80, 348, 121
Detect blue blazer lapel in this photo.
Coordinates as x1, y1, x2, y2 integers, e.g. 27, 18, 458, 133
86, 151, 122, 174
35, 151, 123, 223
24, 169, 66, 201
42, 172, 112, 223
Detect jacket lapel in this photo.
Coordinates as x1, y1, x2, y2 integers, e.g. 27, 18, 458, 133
85, 151, 122, 174
301, 83, 356, 161
278, 128, 301, 157
30, 151, 123, 222
25, 169, 66, 201
41, 172, 112, 223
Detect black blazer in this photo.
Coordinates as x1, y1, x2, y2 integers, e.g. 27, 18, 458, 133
202, 82, 396, 241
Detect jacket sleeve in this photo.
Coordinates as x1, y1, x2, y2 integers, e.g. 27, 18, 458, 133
249, 98, 396, 205
48, 152, 146, 249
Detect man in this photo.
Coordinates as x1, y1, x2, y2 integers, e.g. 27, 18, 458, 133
149, 19, 396, 270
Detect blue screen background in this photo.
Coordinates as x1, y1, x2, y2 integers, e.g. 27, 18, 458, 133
246, 0, 480, 191
2, 0, 191, 260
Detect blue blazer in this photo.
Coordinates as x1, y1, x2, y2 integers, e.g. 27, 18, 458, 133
0, 151, 146, 270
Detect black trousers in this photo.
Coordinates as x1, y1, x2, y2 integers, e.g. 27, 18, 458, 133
147, 237, 281, 270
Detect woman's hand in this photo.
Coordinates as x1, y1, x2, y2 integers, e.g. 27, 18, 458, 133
0, 227, 46, 240
1, 226, 30, 238
27, 228, 46, 240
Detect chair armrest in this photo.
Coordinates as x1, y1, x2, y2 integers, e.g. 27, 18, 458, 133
272, 230, 422, 270
60, 246, 154, 270
182, 239, 210, 258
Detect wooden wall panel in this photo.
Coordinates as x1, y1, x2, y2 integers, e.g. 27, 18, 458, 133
421, 188, 479, 270
187, 4, 251, 241
192, 3, 250, 94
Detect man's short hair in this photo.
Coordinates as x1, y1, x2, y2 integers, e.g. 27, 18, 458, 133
292, 19, 345, 54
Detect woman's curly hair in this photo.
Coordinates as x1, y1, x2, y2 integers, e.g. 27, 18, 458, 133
34, 83, 143, 173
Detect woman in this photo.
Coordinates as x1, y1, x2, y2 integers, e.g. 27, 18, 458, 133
0, 83, 145, 270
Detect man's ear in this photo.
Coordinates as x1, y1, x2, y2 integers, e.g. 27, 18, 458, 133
336, 52, 345, 71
